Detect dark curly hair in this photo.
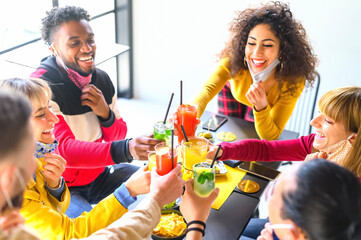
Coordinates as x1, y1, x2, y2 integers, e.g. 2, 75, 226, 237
220, 1, 318, 94
41, 6, 90, 45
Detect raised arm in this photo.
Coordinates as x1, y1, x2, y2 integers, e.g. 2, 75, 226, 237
192, 59, 231, 118
207, 134, 315, 162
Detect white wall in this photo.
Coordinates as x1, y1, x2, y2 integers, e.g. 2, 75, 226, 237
132, 0, 361, 114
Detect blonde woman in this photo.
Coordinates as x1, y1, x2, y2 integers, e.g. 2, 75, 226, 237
208, 86, 361, 177
0, 78, 184, 240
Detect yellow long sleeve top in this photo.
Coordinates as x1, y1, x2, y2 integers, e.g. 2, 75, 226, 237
4, 196, 161, 240
193, 58, 305, 140
20, 159, 128, 240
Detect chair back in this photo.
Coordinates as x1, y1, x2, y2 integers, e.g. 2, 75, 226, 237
284, 72, 321, 138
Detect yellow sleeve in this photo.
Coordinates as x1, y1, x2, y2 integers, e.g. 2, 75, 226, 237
21, 194, 128, 240
47, 183, 71, 213
192, 58, 232, 118
254, 79, 305, 140
81, 197, 161, 240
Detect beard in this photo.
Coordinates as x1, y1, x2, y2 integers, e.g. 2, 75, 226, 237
62, 57, 95, 76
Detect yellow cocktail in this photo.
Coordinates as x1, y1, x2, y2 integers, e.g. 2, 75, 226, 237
148, 152, 156, 171
181, 137, 208, 171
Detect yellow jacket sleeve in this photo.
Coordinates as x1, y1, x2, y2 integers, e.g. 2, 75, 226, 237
78, 197, 161, 240
193, 58, 232, 118
21, 193, 128, 240
193, 58, 305, 140
253, 81, 305, 140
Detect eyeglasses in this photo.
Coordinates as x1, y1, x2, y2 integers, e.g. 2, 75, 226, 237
264, 179, 278, 202
269, 223, 295, 240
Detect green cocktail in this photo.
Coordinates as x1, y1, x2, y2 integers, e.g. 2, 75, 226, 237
154, 121, 173, 145
193, 162, 215, 197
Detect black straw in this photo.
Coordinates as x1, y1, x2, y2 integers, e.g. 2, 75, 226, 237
210, 145, 222, 168
180, 80, 183, 105
181, 125, 189, 142
163, 93, 174, 124
171, 130, 174, 169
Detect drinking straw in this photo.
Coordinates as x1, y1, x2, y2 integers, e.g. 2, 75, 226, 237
171, 129, 174, 169
181, 125, 189, 142
180, 80, 183, 105
210, 145, 222, 168
163, 93, 174, 124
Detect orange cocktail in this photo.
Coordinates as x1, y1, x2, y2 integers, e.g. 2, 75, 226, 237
175, 104, 198, 144
155, 143, 177, 176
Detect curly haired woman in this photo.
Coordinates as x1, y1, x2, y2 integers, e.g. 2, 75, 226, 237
193, 1, 318, 140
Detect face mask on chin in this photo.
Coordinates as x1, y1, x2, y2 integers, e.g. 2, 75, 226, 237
51, 44, 92, 89
246, 58, 280, 83
306, 133, 355, 165
34, 141, 59, 159
0, 169, 26, 213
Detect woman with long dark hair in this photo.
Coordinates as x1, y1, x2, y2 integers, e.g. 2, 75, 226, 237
193, 1, 318, 140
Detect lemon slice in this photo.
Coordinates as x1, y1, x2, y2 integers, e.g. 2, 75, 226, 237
217, 131, 236, 142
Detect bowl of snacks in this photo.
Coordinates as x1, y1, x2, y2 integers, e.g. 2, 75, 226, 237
162, 197, 181, 210
197, 131, 214, 143
152, 209, 187, 240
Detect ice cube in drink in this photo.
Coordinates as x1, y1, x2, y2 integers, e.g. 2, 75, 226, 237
193, 162, 215, 197
154, 121, 173, 145
182, 137, 208, 171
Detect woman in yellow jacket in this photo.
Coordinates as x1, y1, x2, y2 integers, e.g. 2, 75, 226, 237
193, 2, 318, 140
0, 78, 151, 240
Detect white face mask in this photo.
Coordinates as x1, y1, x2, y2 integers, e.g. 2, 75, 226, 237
1, 169, 26, 211
246, 58, 280, 83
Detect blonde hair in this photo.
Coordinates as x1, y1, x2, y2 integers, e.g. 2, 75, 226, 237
319, 86, 361, 177
0, 78, 51, 112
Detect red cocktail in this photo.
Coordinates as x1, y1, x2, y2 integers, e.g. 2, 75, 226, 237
155, 143, 177, 176
175, 104, 198, 144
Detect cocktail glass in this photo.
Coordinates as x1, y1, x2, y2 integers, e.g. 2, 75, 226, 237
155, 142, 177, 176
181, 136, 208, 171
175, 104, 198, 144
148, 151, 156, 171
193, 162, 215, 197
154, 121, 173, 145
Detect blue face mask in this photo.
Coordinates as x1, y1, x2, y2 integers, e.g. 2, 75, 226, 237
246, 58, 280, 83
34, 140, 59, 159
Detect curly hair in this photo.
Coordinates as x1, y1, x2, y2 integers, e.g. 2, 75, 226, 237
220, 1, 318, 94
41, 6, 90, 45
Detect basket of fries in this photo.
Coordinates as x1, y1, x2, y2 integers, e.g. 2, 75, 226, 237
152, 209, 187, 240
